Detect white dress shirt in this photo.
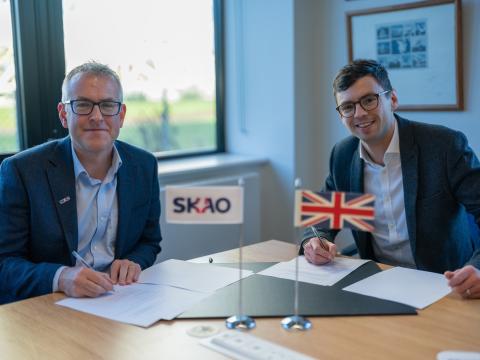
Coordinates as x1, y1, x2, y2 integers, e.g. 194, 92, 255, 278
360, 120, 416, 268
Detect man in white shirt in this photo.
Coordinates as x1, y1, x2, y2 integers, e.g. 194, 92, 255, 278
302, 59, 480, 299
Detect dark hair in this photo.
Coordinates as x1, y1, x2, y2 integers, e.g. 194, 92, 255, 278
333, 59, 392, 95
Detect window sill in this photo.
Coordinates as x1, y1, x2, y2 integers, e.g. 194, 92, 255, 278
157, 153, 268, 184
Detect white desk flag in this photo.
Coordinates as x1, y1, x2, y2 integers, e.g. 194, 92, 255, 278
165, 186, 244, 224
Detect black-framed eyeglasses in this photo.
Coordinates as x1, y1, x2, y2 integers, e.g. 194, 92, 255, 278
64, 100, 122, 116
336, 90, 391, 118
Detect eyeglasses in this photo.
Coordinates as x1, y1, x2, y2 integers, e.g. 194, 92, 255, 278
336, 90, 390, 118
64, 100, 122, 116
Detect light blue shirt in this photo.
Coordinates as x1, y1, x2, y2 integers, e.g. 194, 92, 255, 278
52, 144, 122, 291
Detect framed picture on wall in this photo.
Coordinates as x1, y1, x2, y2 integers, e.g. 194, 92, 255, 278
346, 0, 463, 111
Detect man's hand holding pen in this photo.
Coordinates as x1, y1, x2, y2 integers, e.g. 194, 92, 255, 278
304, 226, 337, 265
58, 266, 114, 298
303, 237, 337, 265
58, 251, 141, 298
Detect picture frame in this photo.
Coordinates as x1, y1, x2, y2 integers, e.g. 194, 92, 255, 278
346, 0, 463, 111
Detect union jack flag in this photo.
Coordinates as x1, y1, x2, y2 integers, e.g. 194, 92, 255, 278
294, 190, 375, 232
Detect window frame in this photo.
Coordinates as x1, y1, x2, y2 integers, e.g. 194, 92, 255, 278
1, 0, 225, 163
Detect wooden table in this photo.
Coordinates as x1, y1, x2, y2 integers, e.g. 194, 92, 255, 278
1, 240, 479, 359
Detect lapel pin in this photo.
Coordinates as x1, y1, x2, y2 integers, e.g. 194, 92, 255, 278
59, 196, 71, 205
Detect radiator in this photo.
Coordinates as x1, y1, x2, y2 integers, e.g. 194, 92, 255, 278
156, 172, 261, 262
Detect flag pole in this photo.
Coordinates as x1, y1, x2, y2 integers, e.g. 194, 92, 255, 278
281, 178, 312, 331
225, 177, 255, 330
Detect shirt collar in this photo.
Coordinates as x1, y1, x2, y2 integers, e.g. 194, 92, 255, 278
71, 143, 123, 182
359, 118, 399, 165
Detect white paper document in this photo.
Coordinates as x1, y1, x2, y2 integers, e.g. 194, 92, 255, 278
257, 256, 370, 286
343, 266, 452, 309
56, 283, 211, 327
437, 351, 480, 360
138, 259, 253, 293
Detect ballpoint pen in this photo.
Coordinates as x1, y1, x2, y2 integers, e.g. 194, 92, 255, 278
309, 226, 330, 252
72, 250, 94, 269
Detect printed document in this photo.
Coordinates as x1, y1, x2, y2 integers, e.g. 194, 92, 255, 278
57, 259, 254, 327
139, 259, 253, 293
56, 283, 211, 327
257, 256, 370, 286
343, 266, 451, 309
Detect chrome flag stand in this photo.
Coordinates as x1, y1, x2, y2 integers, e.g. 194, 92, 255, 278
226, 177, 256, 330
281, 178, 312, 331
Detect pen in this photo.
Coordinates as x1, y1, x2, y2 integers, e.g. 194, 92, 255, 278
72, 250, 94, 269
72, 250, 115, 291
309, 226, 330, 252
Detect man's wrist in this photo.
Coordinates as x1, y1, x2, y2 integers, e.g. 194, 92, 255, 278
53, 266, 68, 293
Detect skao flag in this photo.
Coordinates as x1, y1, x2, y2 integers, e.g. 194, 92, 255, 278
295, 190, 375, 232
165, 186, 243, 224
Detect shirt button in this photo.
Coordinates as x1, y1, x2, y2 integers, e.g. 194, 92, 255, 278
101, 216, 106, 222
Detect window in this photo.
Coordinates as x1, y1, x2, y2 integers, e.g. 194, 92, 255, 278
62, 0, 222, 157
0, 0, 19, 153
1, 0, 224, 162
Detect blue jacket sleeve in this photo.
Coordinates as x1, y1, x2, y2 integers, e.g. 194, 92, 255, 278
0, 158, 62, 303
446, 131, 480, 269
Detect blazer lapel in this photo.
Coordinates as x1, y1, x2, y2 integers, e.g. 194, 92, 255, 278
115, 148, 135, 258
397, 116, 418, 256
46, 137, 78, 262
350, 147, 363, 193
350, 146, 372, 257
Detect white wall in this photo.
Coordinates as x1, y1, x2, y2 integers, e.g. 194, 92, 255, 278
226, 0, 480, 245
225, 0, 296, 243
309, 0, 480, 183
157, 167, 262, 261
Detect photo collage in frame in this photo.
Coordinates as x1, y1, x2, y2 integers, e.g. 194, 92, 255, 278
376, 20, 428, 69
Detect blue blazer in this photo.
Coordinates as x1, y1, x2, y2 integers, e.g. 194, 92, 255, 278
304, 115, 480, 273
0, 137, 162, 303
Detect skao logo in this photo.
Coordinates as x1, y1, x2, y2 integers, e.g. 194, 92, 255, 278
165, 186, 243, 224
173, 196, 231, 214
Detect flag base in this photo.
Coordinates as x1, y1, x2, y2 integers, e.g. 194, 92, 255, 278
281, 315, 312, 331
225, 315, 256, 330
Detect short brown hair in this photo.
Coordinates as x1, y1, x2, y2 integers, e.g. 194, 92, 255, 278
333, 59, 392, 95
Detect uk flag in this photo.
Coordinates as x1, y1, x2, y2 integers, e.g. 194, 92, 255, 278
294, 190, 375, 232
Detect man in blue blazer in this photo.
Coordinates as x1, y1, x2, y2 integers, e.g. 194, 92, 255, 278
302, 60, 480, 299
0, 62, 162, 304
